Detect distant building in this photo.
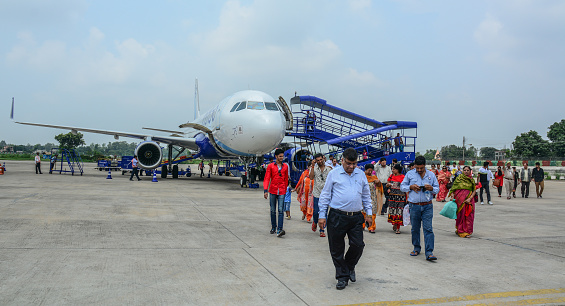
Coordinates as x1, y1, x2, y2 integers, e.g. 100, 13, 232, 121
1, 145, 14, 153
495, 150, 506, 161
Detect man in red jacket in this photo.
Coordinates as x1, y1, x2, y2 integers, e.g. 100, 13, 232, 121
264, 148, 289, 237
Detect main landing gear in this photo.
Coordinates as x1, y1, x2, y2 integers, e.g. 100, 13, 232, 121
161, 144, 185, 179
239, 157, 258, 188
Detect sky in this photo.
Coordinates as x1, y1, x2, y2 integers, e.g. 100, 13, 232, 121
1, 0, 564, 153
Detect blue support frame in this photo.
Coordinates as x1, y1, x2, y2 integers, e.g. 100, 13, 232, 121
285, 95, 418, 186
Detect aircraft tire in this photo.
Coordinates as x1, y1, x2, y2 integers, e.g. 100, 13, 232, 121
240, 175, 247, 187
161, 165, 168, 178
172, 165, 179, 179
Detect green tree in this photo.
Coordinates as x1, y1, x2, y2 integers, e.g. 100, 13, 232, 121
440, 145, 464, 159
512, 130, 550, 158
480, 147, 498, 159
423, 149, 436, 160
55, 132, 86, 149
464, 146, 478, 159
547, 119, 565, 157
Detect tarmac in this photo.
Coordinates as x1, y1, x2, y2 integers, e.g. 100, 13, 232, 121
1, 160, 564, 306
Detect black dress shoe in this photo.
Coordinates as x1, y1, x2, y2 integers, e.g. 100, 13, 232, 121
349, 270, 356, 282
336, 279, 348, 290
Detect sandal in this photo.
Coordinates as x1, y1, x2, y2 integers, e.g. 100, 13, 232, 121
426, 255, 437, 261
369, 230, 375, 234
395, 229, 401, 234
410, 251, 420, 256
319, 231, 326, 237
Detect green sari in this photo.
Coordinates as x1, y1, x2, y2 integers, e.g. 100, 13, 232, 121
448, 174, 476, 213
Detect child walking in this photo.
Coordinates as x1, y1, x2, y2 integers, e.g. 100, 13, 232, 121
284, 185, 292, 220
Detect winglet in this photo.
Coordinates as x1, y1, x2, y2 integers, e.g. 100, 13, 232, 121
10, 97, 14, 120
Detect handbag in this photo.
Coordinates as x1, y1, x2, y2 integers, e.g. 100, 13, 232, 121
402, 204, 411, 226
439, 200, 457, 219
493, 178, 501, 187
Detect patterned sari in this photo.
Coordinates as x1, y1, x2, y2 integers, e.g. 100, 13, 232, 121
387, 174, 406, 226
363, 175, 380, 231
448, 173, 476, 238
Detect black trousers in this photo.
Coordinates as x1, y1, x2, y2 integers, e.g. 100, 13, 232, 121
381, 188, 389, 214
327, 209, 365, 281
479, 184, 491, 202
521, 182, 530, 197
35, 163, 42, 174
130, 168, 140, 180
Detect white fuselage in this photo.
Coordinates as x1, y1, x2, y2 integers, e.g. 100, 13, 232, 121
188, 90, 286, 157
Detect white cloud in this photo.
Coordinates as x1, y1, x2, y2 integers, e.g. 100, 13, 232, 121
473, 14, 519, 66
343, 68, 387, 88
6, 32, 67, 70
4, 27, 163, 88
86, 27, 105, 48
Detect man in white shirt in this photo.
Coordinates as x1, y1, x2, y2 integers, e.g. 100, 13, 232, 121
318, 148, 372, 290
374, 157, 392, 215
34, 152, 42, 174
503, 162, 514, 200
129, 155, 141, 181
477, 162, 493, 205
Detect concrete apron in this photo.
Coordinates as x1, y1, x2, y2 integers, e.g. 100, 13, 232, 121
0, 160, 564, 305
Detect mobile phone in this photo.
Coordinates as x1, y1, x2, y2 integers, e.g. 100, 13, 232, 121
420, 185, 426, 191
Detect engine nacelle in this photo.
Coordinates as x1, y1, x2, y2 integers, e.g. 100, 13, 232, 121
285, 147, 312, 172
135, 141, 163, 169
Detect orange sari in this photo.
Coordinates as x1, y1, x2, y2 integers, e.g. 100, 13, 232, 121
296, 170, 313, 219
363, 175, 380, 231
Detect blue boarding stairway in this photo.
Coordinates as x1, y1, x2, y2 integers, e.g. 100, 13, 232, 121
286, 95, 417, 184
50, 148, 84, 176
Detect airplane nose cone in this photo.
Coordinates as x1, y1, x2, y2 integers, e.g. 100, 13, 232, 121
249, 113, 285, 153
224, 111, 285, 155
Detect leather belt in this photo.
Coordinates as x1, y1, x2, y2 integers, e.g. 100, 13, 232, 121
330, 208, 363, 216
409, 201, 432, 206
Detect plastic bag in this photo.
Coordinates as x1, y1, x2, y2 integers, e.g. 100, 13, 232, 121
439, 200, 458, 219
403, 204, 411, 226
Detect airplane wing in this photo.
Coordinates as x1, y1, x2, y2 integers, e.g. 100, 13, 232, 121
14, 121, 200, 151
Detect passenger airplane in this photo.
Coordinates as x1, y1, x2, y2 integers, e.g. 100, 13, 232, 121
12, 83, 293, 181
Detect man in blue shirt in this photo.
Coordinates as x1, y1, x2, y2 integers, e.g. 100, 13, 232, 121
318, 148, 373, 290
400, 156, 439, 261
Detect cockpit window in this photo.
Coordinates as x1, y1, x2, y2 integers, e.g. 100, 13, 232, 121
230, 102, 241, 112
247, 101, 264, 110
265, 102, 279, 111
235, 101, 247, 111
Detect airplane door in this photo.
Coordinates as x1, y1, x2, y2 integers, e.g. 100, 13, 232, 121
276, 97, 293, 130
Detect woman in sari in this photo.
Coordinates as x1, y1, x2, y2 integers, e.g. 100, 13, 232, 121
386, 164, 406, 234
436, 165, 452, 202
448, 166, 477, 238
363, 164, 379, 233
296, 160, 315, 221
494, 166, 504, 197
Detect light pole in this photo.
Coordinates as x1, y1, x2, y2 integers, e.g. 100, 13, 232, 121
462, 136, 472, 164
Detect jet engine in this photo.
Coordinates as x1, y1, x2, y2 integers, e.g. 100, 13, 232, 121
285, 147, 312, 172
134, 141, 163, 169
